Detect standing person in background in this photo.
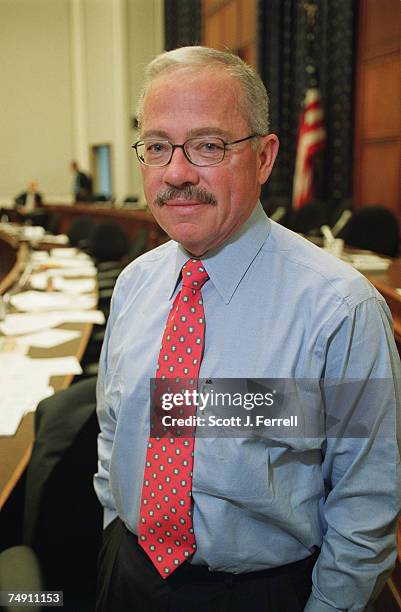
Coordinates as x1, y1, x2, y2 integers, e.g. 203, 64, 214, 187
94, 46, 401, 612
70, 160, 93, 202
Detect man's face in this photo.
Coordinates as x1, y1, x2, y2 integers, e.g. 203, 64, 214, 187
140, 67, 279, 256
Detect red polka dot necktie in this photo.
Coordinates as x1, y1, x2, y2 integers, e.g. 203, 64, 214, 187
138, 258, 209, 578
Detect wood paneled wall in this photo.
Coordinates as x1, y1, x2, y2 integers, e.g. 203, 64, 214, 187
353, 0, 401, 221
202, 0, 257, 68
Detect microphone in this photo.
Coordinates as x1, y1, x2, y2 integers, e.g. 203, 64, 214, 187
320, 225, 335, 244
331, 210, 352, 238
270, 206, 286, 223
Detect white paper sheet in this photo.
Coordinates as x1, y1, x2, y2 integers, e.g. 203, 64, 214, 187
0, 383, 54, 436
0, 312, 66, 336
30, 274, 96, 294
0, 352, 82, 436
42, 233, 69, 244
55, 310, 105, 324
0, 309, 104, 336
47, 266, 96, 278
344, 254, 391, 271
29, 273, 48, 290
31, 251, 49, 262
29, 356, 82, 376
44, 257, 95, 269
0, 352, 81, 435
13, 328, 81, 348
10, 290, 96, 312
52, 277, 96, 294
50, 248, 78, 258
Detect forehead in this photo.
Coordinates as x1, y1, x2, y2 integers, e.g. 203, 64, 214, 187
141, 67, 248, 137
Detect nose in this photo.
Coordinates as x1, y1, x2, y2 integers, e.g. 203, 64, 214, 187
162, 146, 200, 188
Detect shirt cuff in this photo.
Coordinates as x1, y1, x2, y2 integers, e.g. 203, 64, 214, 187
304, 593, 345, 611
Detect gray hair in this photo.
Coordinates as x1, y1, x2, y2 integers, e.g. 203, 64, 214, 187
136, 46, 270, 135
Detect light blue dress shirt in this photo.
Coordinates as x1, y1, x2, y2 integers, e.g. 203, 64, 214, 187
94, 203, 401, 612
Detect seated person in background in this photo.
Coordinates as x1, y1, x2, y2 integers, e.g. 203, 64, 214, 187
14, 180, 43, 211
70, 160, 93, 202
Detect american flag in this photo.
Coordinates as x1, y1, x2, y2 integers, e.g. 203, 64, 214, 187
292, 87, 326, 209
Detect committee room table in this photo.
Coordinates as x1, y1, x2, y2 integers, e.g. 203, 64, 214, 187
0, 232, 95, 508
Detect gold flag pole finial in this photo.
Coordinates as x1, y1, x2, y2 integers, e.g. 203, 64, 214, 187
303, 2, 318, 26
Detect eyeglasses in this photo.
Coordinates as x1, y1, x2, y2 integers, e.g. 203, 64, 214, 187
132, 134, 261, 167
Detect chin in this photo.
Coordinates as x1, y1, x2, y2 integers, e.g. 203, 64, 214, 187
173, 234, 209, 256
164, 223, 204, 246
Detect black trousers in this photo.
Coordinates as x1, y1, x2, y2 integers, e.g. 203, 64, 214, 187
96, 518, 317, 612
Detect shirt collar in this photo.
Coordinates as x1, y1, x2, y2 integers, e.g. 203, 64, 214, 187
170, 202, 271, 304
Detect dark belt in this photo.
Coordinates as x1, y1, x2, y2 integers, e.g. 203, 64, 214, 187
168, 549, 319, 586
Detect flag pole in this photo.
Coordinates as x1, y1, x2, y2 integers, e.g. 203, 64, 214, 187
292, 2, 326, 210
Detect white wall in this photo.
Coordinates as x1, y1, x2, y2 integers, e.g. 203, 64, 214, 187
85, 0, 114, 144
0, 0, 74, 203
0, 0, 164, 206
127, 0, 164, 200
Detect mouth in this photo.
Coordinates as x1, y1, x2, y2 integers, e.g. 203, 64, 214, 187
154, 187, 217, 208
164, 199, 207, 207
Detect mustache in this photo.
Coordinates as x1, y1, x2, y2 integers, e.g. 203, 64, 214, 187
153, 186, 217, 207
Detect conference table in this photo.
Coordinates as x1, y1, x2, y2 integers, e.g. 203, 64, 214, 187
0, 230, 94, 509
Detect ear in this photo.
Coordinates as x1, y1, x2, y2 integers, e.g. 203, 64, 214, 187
256, 134, 279, 185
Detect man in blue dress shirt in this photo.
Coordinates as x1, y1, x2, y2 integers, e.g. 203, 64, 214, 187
94, 46, 401, 611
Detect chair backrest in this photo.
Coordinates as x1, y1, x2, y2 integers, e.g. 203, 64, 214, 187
123, 195, 139, 205
345, 205, 399, 257
289, 201, 329, 236
0, 546, 43, 611
92, 193, 109, 202
126, 227, 149, 262
46, 212, 61, 235
88, 221, 129, 262
23, 377, 101, 608
66, 214, 94, 247
24, 210, 49, 229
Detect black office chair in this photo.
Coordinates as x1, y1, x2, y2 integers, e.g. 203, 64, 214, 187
92, 193, 109, 202
23, 377, 102, 611
289, 201, 329, 237
345, 205, 399, 257
95, 228, 149, 316
46, 212, 61, 235
78, 228, 150, 377
88, 221, 129, 263
66, 215, 94, 248
0, 546, 43, 612
97, 227, 149, 277
24, 210, 49, 230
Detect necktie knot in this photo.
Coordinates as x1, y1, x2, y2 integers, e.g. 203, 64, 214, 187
181, 259, 209, 290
